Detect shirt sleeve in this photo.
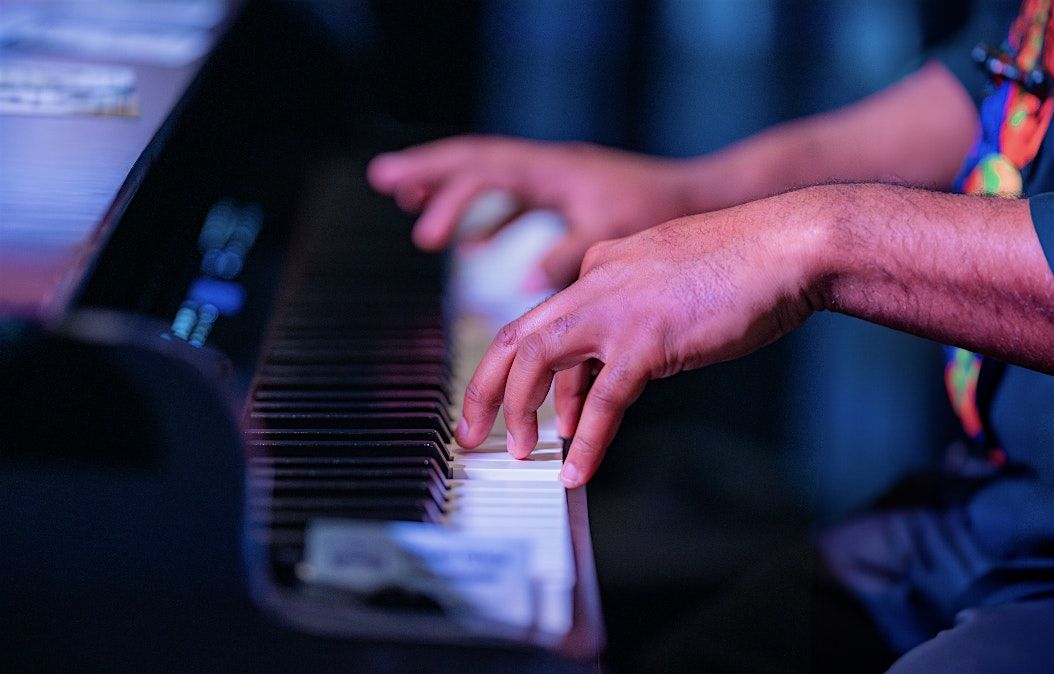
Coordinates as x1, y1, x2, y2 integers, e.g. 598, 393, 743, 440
1028, 192, 1054, 274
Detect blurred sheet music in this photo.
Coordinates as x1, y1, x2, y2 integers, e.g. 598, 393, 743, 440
0, 60, 138, 117
0, 1, 222, 67
42, 1, 226, 29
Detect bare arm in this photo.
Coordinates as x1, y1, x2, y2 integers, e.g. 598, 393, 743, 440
673, 62, 980, 211
454, 183, 1054, 486
820, 184, 1053, 373
369, 62, 979, 285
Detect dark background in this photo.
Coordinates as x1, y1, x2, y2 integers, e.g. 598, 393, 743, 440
286, 0, 1019, 666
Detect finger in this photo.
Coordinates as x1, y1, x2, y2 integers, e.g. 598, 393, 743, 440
503, 315, 591, 458
538, 234, 594, 289
366, 152, 410, 194
554, 361, 593, 438
559, 360, 648, 488
502, 354, 552, 458
412, 174, 488, 250
579, 238, 617, 276
457, 292, 576, 449
393, 183, 433, 213
367, 137, 485, 193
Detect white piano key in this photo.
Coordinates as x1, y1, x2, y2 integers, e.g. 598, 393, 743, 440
455, 463, 563, 480
437, 311, 580, 642
454, 450, 563, 464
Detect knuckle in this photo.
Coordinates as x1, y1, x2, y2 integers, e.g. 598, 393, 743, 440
581, 239, 618, 274
607, 360, 637, 385
645, 222, 688, 247
549, 312, 579, 340
463, 380, 495, 409
579, 254, 593, 277
496, 320, 520, 348
502, 391, 537, 425
583, 261, 618, 287
581, 244, 603, 274
507, 404, 537, 427
636, 312, 668, 346
518, 332, 547, 363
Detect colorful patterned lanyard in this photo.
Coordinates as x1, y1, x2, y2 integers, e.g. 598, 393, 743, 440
949, 0, 1054, 454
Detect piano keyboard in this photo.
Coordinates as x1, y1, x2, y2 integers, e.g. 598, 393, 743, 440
240, 181, 602, 657
445, 314, 575, 638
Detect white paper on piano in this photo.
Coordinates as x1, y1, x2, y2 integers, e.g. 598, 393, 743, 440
0, 11, 212, 67
0, 60, 138, 117
298, 519, 535, 630
45, 1, 226, 30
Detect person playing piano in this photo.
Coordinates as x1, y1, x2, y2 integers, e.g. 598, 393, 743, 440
369, 1, 1054, 671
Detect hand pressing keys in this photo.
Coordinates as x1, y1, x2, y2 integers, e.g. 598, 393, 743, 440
453, 190, 830, 488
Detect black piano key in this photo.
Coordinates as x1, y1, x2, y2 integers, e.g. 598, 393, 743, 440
249, 412, 453, 442
248, 455, 449, 484
240, 208, 467, 579
250, 465, 447, 491
245, 440, 453, 476
253, 388, 449, 403
253, 497, 442, 524
262, 363, 448, 376
247, 425, 453, 446
246, 428, 449, 446
252, 400, 453, 422
266, 328, 447, 343
266, 348, 448, 366
252, 478, 447, 505
256, 374, 450, 395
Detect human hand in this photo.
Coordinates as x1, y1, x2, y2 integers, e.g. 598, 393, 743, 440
367, 135, 693, 287
453, 188, 831, 487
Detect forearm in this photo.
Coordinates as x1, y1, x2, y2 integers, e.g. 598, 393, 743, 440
804, 183, 1054, 373
671, 62, 978, 213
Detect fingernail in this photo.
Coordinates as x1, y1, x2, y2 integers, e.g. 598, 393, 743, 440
521, 267, 550, 294
506, 431, 517, 457
559, 463, 580, 488
457, 417, 469, 441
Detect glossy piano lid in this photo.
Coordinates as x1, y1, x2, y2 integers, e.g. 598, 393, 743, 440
0, 1, 239, 320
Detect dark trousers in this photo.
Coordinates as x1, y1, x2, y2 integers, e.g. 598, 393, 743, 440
633, 503, 1054, 673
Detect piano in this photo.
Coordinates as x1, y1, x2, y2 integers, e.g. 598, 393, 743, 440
0, 1, 604, 670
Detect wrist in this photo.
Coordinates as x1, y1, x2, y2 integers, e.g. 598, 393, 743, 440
777, 184, 849, 312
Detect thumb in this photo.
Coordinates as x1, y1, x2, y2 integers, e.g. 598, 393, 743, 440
538, 234, 594, 289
